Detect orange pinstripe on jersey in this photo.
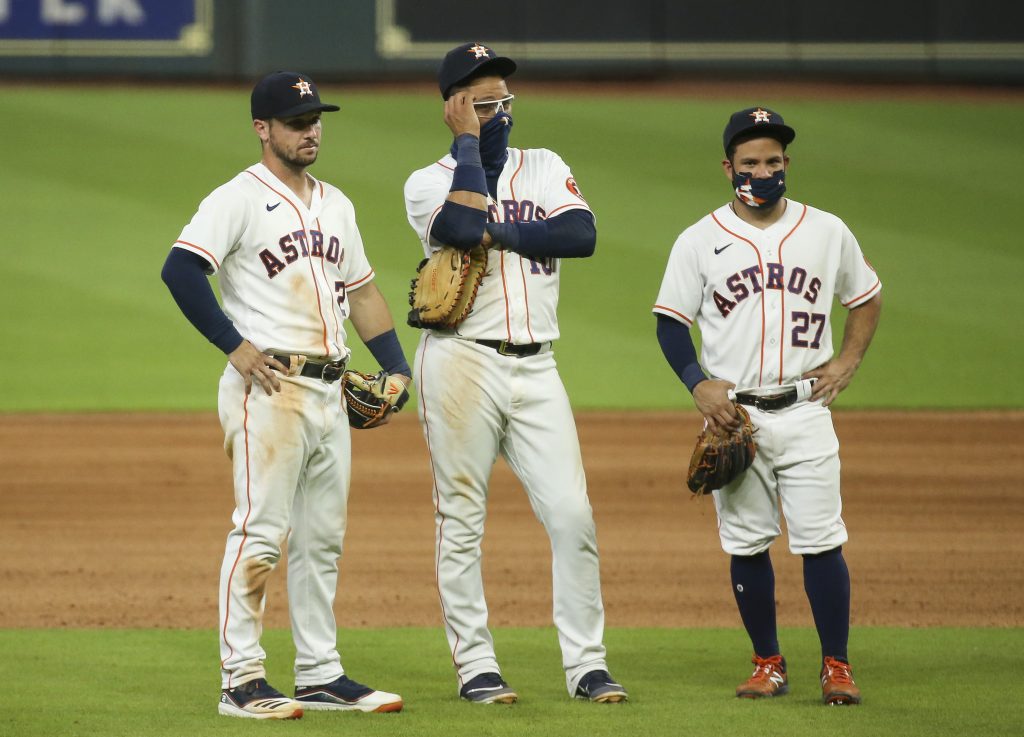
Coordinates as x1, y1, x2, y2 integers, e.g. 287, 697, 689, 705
775, 204, 808, 385
221, 391, 252, 690
711, 212, 768, 387
245, 171, 330, 355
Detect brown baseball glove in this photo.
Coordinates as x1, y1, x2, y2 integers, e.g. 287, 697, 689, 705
686, 405, 757, 496
341, 370, 410, 429
407, 245, 487, 329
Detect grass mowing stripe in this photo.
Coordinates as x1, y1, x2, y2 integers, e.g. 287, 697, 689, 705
0, 627, 1019, 737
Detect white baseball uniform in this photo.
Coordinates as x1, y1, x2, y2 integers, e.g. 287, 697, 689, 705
404, 147, 609, 695
654, 199, 881, 555
173, 161, 374, 689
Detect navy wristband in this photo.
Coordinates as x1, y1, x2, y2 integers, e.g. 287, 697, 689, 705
454, 133, 482, 167
450, 134, 486, 195
365, 329, 411, 377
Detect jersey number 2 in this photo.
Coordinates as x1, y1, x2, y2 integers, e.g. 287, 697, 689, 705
791, 311, 826, 349
335, 280, 347, 307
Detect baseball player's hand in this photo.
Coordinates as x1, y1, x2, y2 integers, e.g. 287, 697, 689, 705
444, 92, 481, 139
803, 358, 858, 407
228, 341, 286, 396
369, 373, 411, 428
693, 379, 742, 435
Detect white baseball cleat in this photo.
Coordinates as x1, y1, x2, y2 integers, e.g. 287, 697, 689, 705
295, 674, 403, 713
219, 678, 304, 719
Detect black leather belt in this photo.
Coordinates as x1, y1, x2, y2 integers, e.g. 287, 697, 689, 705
474, 339, 544, 358
735, 388, 798, 411
270, 354, 348, 383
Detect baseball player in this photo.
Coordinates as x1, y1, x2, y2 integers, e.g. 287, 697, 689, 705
161, 71, 411, 719
653, 107, 882, 705
402, 43, 627, 705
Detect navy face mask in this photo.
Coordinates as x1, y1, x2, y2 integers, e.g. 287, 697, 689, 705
479, 111, 512, 176
732, 169, 786, 208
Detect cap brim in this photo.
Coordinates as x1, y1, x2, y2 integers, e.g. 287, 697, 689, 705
263, 101, 341, 120
476, 57, 517, 80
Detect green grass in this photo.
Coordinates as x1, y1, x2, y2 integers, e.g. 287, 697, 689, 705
0, 626, 1018, 736
3, 85, 1022, 410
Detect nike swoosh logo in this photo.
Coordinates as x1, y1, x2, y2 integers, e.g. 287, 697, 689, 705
465, 686, 506, 694
266, 202, 280, 212
714, 242, 733, 255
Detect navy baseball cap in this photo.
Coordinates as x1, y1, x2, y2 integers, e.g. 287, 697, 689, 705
438, 42, 517, 99
723, 107, 796, 152
251, 71, 340, 120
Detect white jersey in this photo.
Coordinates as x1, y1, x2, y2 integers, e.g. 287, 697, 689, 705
654, 199, 881, 389
404, 147, 591, 343
173, 162, 373, 358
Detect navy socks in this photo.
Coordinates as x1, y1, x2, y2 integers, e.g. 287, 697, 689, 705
803, 546, 851, 662
730, 551, 780, 658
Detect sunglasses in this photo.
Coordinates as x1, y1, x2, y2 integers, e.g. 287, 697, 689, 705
472, 94, 515, 117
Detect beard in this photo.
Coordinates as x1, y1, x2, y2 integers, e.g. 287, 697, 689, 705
270, 137, 318, 169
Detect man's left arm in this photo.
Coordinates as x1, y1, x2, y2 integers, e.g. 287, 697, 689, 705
803, 294, 882, 406
484, 208, 595, 258
348, 283, 412, 384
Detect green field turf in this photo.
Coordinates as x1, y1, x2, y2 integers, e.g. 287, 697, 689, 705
0, 626, 1017, 737
3, 85, 1021, 411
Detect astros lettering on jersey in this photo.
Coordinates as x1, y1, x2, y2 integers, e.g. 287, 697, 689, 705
404, 147, 590, 342
654, 199, 880, 389
174, 162, 373, 358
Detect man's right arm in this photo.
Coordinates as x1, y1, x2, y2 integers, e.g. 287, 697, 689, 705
161, 248, 243, 354
429, 92, 489, 249
161, 248, 283, 395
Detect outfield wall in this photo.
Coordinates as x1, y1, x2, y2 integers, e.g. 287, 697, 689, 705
1, 0, 1022, 83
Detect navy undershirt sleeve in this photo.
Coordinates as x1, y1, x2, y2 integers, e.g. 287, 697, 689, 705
656, 313, 708, 393
431, 201, 488, 249
161, 248, 244, 355
430, 134, 488, 249
484, 208, 596, 258
364, 329, 411, 378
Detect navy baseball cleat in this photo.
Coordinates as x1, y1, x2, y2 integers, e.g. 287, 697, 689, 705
219, 678, 303, 719
459, 672, 518, 704
295, 674, 403, 712
574, 670, 629, 703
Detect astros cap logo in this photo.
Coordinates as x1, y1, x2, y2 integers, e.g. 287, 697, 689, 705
750, 108, 772, 124
292, 79, 313, 97
468, 44, 491, 59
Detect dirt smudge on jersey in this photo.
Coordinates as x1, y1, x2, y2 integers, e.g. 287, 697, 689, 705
240, 556, 275, 615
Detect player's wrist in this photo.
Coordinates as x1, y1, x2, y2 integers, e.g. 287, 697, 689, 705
365, 329, 411, 378
453, 134, 482, 167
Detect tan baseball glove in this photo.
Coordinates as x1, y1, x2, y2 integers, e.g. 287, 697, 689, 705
686, 405, 757, 496
407, 245, 487, 329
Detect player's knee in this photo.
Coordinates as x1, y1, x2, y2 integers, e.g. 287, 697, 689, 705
542, 504, 595, 541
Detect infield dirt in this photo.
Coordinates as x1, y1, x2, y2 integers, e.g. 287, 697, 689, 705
2, 411, 1021, 629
